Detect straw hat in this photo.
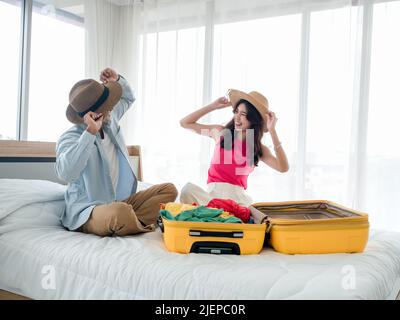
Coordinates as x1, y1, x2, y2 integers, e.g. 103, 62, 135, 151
66, 79, 122, 124
228, 89, 270, 132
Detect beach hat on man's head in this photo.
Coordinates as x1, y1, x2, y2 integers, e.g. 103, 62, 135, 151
228, 89, 270, 132
66, 79, 122, 124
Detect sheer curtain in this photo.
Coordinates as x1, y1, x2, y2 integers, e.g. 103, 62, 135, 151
364, 1, 400, 230
85, 0, 120, 79
84, 0, 400, 231
123, 0, 208, 190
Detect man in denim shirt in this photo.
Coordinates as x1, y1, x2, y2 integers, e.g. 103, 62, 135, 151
56, 67, 177, 236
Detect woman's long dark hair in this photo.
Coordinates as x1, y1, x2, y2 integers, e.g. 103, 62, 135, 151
220, 99, 264, 166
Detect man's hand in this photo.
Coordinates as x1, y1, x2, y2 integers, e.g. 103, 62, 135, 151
100, 68, 119, 84
84, 112, 104, 135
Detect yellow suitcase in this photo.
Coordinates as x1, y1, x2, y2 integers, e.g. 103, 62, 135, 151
159, 201, 369, 255
252, 200, 370, 254
159, 203, 266, 255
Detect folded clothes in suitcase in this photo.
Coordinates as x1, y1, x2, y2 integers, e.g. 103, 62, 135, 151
159, 200, 369, 255
159, 203, 266, 255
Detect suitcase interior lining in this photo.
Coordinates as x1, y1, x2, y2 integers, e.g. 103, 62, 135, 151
255, 202, 360, 220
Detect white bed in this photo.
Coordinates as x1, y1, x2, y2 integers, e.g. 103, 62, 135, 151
0, 142, 399, 300
1, 222, 400, 299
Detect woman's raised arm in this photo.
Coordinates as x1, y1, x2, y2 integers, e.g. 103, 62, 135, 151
180, 97, 231, 141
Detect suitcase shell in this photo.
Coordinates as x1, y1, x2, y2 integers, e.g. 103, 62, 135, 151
252, 200, 369, 254
160, 203, 266, 255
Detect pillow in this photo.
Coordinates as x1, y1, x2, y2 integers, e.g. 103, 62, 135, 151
0, 200, 65, 233
0, 179, 154, 233
0, 179, 66, 220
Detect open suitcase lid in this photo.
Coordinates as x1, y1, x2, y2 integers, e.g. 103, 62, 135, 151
250, 200, 369, 229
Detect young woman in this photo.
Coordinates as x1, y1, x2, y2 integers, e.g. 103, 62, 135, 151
179, 89, 289, 206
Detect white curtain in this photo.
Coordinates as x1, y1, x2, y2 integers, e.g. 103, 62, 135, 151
84, 0, 400, 231
84, 0, 119, 78
84, 0, 142, 138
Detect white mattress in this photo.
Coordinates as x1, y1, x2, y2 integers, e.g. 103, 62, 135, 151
1, 226, 400, 300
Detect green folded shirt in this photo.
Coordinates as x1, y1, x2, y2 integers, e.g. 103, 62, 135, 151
160, 206, 242, 223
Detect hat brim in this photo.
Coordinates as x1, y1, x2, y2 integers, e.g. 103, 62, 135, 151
66, 81, 123, 125
228, 89, 269, 132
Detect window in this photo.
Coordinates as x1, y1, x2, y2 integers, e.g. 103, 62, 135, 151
28, 1, 85, 142
136, 27, 205, 186
0, 0, 22, 140
305, 7, 357, 204
212, 14, 301, 202
366, 1, 400, 231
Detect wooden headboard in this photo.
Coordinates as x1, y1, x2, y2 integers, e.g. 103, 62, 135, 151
0, 141, 143, 182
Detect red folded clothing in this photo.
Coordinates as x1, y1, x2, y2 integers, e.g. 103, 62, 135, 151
206, 198, 250, 223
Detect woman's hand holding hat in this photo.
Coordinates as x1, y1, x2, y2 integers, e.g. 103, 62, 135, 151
211, 97, 232, 110
266, 111, 278, 133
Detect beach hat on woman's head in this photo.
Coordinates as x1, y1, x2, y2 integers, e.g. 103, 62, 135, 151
228, 89, 270, 132
66, 79, 122, 124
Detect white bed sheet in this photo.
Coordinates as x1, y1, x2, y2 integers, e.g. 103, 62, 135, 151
1, 226, 400, 300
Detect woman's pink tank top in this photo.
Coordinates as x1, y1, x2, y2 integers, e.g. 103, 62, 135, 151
207, 138, 255, 190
